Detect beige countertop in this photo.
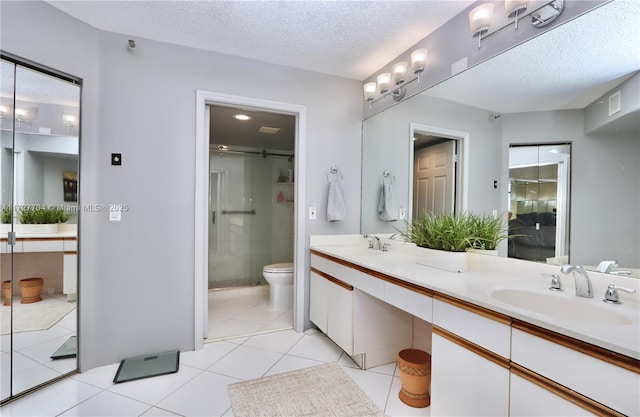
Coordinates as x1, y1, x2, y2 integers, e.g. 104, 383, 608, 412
310, 236, 640, 360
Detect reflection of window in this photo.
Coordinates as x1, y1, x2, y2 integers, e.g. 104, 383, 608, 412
508, 144, 570, 263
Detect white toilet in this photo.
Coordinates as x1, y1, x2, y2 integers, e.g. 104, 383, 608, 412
262, 263, 294, 310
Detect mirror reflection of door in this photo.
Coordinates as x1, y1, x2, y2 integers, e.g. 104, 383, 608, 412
413, 134, 456, 219
508, 144, 570, 264
1, 55, 80, 402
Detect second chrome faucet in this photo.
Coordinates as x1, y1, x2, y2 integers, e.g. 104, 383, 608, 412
561, 265, 593, 298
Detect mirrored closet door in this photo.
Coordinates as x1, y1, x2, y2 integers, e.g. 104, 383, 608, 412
0, 54, 81, 402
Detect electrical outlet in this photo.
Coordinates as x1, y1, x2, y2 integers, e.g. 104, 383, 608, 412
399, 208, 405, 219
492, 210, 498, 218
308, 206, 316, 220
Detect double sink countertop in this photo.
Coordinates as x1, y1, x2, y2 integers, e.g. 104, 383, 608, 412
310, 235, 640, 360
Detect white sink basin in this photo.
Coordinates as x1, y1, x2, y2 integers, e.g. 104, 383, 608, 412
490, 289, 634, 325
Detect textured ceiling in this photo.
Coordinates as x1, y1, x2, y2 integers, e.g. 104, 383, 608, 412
424, 0, 640, 114
46, 0, 474, 81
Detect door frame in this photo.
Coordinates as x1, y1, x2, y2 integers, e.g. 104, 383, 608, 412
408, 123, 469, 221
194, 91, 306, 349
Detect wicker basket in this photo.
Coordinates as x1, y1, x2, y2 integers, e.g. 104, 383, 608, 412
19, 277, 44, 304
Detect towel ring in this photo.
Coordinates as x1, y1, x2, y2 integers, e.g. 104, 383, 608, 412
380, 170, 395, 185
326, 166, 343, 183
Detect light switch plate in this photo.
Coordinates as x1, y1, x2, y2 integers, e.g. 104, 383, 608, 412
109, 210, 121, 222
308, 206, 316, 220
399, 208, 405, 219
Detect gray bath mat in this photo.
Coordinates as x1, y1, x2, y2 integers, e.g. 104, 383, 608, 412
113, 350, 180, 383
51, 335, 77, 360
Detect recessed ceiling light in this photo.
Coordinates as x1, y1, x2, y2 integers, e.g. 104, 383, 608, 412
259, 126, 280, 134
234, 114, 251, 121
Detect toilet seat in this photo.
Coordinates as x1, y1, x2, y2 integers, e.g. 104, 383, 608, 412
263, 263, 294, 273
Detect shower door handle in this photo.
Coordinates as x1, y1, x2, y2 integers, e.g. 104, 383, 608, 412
212, 211, 216, 225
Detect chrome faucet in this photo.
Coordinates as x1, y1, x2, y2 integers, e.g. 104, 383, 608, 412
561, 265, 593, 298
363, 234, 381, 250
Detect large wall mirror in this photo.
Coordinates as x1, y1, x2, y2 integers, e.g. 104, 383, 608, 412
1, 54, 80, 402
361, 0, 639, 276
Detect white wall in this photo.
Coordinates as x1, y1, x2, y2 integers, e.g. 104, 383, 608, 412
1, 1, 362, 370
361, 94, 503, 233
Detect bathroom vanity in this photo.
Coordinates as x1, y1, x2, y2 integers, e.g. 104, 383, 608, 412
309, 235, 640, 416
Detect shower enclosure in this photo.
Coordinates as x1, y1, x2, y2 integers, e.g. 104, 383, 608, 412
208, 148, 294, 289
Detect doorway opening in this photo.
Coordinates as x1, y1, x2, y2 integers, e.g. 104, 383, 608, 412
206, 105, 295, 340
409, 123, 468, 221
195, 92, 307, 350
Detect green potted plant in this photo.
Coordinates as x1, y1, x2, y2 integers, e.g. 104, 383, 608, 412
467, 213, 509, 255
399, 212, 477, 272
16, 205, 75, 234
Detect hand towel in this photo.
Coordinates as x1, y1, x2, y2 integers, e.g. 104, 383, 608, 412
327, 179, 346, 221
377, 183, 398, 222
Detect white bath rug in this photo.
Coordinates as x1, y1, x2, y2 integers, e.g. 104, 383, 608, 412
228, 362, 385, 417
1, 295, 76, 334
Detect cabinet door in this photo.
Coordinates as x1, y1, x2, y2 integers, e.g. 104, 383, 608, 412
309, 271, 328, 334
327, 281, 354, 354
431, 332, 510, 416
510, 372, 596, 416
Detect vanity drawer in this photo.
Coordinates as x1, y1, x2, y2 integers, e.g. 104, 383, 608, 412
433, 296, 511, 358
310, 253, 385, 300
384, 282, 432, 322
511, 326, 639, 416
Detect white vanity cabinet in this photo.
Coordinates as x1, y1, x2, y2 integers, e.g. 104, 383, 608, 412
310, 253, 413, 369
430, 295, 511, 416
510, 322, 638, 416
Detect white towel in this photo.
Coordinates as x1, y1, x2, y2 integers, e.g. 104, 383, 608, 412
327, 179, 346, 221
377, 183, 398, 222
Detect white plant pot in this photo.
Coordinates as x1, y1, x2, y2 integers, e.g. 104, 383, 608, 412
14, 224, 58, 234
415, 246, 468, 273
466, 248, 498, 256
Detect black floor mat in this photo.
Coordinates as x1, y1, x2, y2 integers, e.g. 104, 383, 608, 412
113, 350, 180, 383
51, 336, 77, 360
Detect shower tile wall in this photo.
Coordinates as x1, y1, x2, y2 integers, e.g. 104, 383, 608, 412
209, 152, 293, 289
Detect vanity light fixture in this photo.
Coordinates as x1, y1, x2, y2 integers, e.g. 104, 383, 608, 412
363, 48, 429, 106
471, 0, 564, 48
469, 3, 495, 48
63, 114, 77, 128
14, 107, 38, 126
505, 0, 529, 29
377, 73, 391, 94
233, 114, 251, 121
363, 82, 376, 102
392, 62, 408, 85
410, 49, 428, 82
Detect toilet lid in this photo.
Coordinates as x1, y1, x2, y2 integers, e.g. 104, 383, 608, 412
263, 263, 294, 273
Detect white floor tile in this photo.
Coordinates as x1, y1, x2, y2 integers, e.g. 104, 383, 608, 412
139, 406, 182, 416
0, 377, 100, 417
337, 352, 359, 368
385, 376, 431, 417
368, 361, 397, 376
12, 326, 73, 351
263, 354, 324, 376
208, 318, 266, 340
59, 390, 150, 416
207, 345, 282, 380
221, 336, 249, 345
341, 365, 395, 413
241, 329, 303, 354
286, 334, 343, 363
107, 365, 201, 406
156, 371, 240, 417
233, 303, 285, 325
180, 341, 238, 370
11, 362, 62, 394
71, 363, 120, 390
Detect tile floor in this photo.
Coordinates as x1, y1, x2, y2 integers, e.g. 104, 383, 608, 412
207, 286, 293, 341
1, 294, 77, 399
0, 329, 431, 417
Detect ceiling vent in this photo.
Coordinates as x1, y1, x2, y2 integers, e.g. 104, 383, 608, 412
259, 126, 281, 134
